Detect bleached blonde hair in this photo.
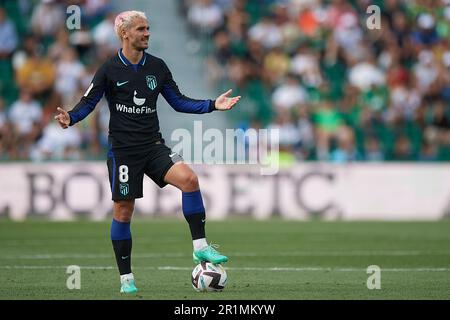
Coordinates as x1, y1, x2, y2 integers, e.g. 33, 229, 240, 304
114, 11, 147, 40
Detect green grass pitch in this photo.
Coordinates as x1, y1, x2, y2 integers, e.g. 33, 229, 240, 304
1, 218, 449, 300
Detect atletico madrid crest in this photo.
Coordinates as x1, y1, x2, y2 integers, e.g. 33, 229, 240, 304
146, 75, 157, 90
119, 183, 129, 196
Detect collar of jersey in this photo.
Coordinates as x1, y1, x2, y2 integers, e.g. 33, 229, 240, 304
118, 49, 146, 67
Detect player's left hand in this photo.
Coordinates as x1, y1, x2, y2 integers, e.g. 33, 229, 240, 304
54, 107, 71, 129
214, 89, 241, 111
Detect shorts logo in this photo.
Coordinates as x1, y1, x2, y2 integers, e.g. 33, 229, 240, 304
119, 183, 129, 196
146, 75, 157, 90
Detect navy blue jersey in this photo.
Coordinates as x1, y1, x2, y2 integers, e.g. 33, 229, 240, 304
68, 49, 216, 151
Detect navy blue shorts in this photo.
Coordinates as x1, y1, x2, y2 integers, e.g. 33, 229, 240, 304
107, 142, 183, 201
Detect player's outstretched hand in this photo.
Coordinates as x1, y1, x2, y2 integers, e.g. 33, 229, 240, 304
214, 89, 241, 111
54, 107, 70, 129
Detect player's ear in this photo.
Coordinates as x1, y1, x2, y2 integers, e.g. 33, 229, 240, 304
121, 28, 127, 40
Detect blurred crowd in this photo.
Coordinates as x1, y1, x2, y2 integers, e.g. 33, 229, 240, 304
181, 0, 450, 162
0, 0, 115, 161
1, 0, 449, 163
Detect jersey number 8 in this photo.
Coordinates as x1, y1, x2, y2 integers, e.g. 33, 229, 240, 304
119, 165, 129, 183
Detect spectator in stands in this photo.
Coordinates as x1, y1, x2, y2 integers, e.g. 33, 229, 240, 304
339, 85, 362, 128
92, 11, 120, 58
263, 47, 290, 85
313, 99, 343, 160
15, 48, 55, 100
11, 34, 40, 72
413, 49, 440, 97
438, 128, 450, 161
268, 110, 301, 149
82, 0, 112, 24
330, 126, 361, 163
205, 29, 232, 86
290, 46, 323, 88
295, 0, 322, 38
48, 29, 71, 62
430, 100, 450, 139
0, 98, 5, 127
246, 38, 265, 71
271, 74, 307, 111
389, 73, 421, 121
227, 56, 248, 88
418, 141, 438, 161
30, 0, 65, 39
332, 11, 364, 63
55, 47, 85, 106
30, 120, 82, 161
247, 14, 283, 50
69, 25, 95, 59
8, 89, 42, 138
437, 43, 450, 101
223, 1, 248, 49
0, 98, 6, 154
411, 13, 440, 48
188, 0, 224, 36
348, 55, 386, 92
390, 10, 412, 51
391, 135, 414, 161
296, 105, 315, 160
267, 109, 300, 165
364, 136, 384, 162
0, 6, 18, 59
0, 120, 17, 160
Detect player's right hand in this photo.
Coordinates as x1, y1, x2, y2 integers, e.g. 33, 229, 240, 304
55, 107, 70, 129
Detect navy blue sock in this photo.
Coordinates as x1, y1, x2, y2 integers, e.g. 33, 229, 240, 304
110, 219, 132, 275
182, 190, 206, 240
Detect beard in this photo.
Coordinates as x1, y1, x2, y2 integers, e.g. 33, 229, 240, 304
132, 38, 149, 51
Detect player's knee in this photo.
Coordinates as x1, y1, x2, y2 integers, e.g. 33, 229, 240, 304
114, 201, 134, 222
181, 172, 199, 192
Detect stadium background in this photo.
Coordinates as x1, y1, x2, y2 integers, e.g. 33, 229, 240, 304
0, 0, 449, 163
0, 0, 450, 300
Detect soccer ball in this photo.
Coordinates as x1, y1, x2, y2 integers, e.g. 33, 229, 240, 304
191, 261, 227, 292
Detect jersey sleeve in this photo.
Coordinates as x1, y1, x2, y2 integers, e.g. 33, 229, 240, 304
160, 61, 216, 114
68, 63, 107, 126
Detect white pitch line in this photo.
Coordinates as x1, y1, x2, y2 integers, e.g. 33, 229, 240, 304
2, 253, 185, 259
157, 266, 450, 272
3, 250, 447, 260
0, 266, 115, 270
1, 265, 450, 272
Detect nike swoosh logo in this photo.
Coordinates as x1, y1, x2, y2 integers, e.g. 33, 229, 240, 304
201, 219, 206, 223
121, 256, 129, 260
116, 81, 129, 87
169, 152, 176, 158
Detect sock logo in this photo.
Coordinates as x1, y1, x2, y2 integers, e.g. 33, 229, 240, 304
121, 256, 129, 260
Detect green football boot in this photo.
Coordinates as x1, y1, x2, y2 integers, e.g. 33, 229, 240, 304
193, 243, 228, 264
120, 273, 138, 294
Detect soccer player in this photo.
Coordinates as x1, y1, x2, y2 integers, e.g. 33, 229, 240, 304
54, 10, 240, 294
